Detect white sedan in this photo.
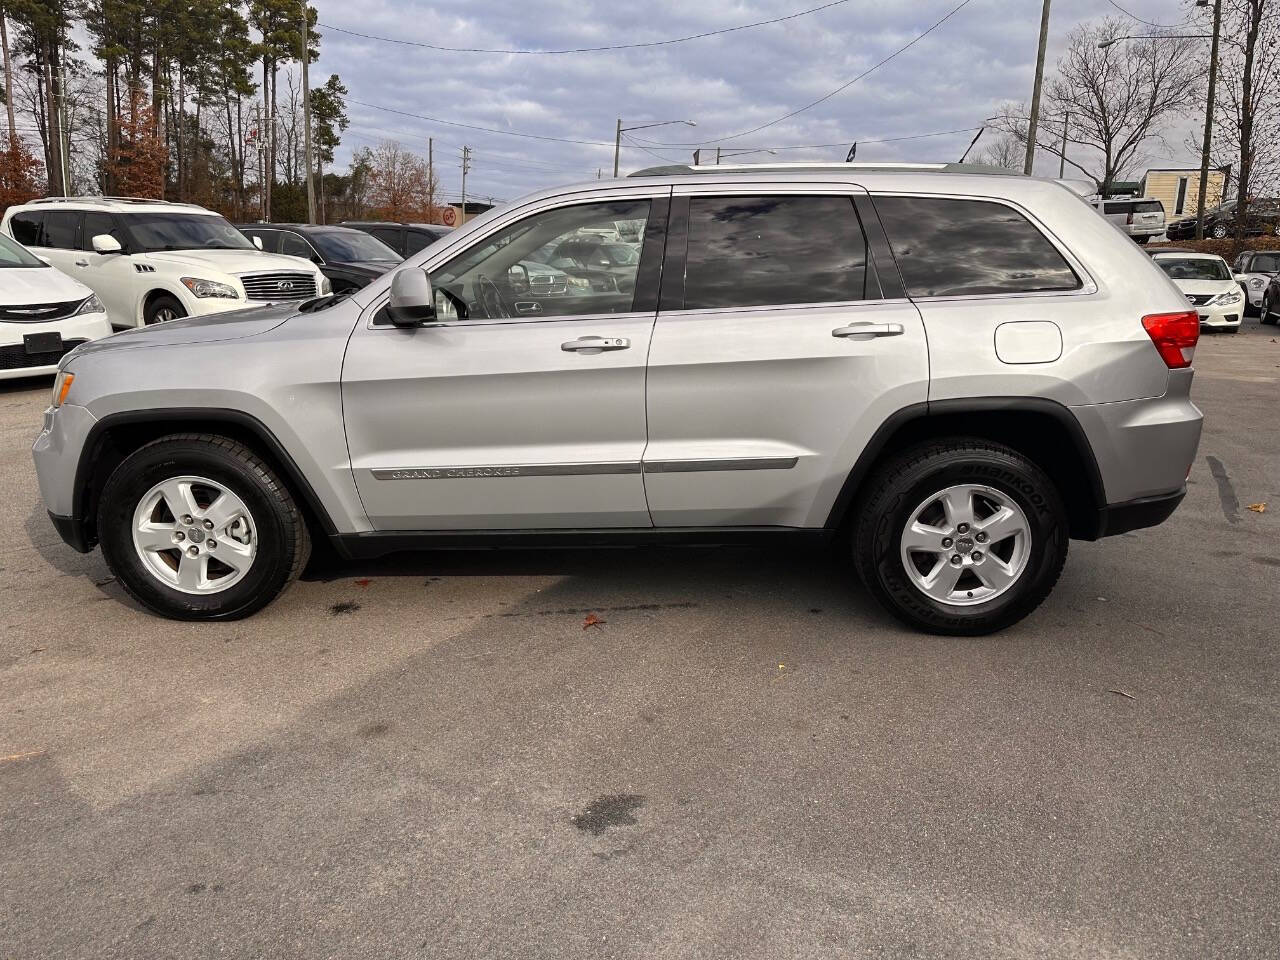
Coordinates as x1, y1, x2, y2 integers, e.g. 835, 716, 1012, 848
1150, 251, 1245, 333
0, 233, 113, 380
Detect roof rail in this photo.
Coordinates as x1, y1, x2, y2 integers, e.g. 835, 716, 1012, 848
628, 161, 1022, 178
26, 195, 195, 206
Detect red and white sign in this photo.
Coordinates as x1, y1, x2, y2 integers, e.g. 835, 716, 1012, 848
441, 207, 457, 227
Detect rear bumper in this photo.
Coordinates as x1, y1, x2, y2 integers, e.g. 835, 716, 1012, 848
1094, 487, 1186, 538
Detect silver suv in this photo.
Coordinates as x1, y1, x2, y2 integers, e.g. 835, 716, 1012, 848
32, 163, 1204, 635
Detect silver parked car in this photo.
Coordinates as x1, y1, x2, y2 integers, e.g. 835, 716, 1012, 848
33, 162, 1203, 635
1091, 197, 1166, 244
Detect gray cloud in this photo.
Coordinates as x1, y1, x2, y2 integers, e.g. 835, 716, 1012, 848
315, 0, 1209, 204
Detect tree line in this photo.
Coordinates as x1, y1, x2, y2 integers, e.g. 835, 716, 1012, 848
0, 0, 444, 223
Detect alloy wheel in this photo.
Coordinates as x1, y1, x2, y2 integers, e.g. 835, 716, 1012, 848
899, 483, 1032, 606
131, 475, 257, 594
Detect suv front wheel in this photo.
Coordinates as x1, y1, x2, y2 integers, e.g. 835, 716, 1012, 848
97, 435, 310, 620
853, 440, 1068, 636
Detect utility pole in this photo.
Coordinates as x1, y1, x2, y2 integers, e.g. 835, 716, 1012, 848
613, 118, 622, 177
1195, 0, 1223, 241
716, 147, 721, 165
299, 1, 316, 224
460, 145, 471, 223
1023, 0, 1052, 176
0, 6, 17, 146
693, 149, 701, 165
1058, 112, 1069, 178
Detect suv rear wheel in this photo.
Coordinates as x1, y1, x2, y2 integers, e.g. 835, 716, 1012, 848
97, 435, 310, 620
853, 440, 1068, 636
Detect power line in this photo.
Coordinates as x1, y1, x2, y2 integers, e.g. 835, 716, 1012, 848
318, 0, 851, 55
1104, 0, 1195, 29
345, 98, 616, 146
638, 0, 976, 145
628, 125, 985, 150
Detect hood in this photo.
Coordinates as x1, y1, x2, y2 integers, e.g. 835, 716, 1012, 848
1167, 278, 1239, 296
332, 259, 394, 276
65, 301, 300, 362
0, 265, 92, 306
141, 248, 317, 276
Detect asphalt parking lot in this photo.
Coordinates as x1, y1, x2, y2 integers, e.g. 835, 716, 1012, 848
2, 320, 1277, 959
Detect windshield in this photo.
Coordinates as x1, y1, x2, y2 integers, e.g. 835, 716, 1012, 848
1248, 254, 1280, 273
1157, 257, 1232, 281
602, 243, 640, 265
127, 213, 256, 252
312, 230, 401, 263
0, 232, 47, 268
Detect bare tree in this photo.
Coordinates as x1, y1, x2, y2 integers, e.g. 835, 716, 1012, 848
997, 17, 1202, 194
977, 134, 1023, 171
1207, 0, 1280, 237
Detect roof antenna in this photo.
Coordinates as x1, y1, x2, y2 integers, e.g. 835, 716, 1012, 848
959, 127, 986, 163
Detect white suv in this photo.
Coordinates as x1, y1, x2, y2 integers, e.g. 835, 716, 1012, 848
1, 197, 329, 328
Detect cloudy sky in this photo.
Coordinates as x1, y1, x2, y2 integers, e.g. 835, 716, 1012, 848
308, 0, 1208, 204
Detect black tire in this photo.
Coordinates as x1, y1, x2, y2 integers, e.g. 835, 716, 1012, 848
1262, 298, 1276, 325
145, 294, 187, 325
852, 440, 1069, 636
1134, 235, 1150, 245
97, 434, 310, 621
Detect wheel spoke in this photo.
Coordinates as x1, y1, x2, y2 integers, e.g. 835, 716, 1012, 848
176, 552, 207, 591
975, 506, 1026, 545
201, 491, 244, 531
940, 488, 974, 530
901, 520, 946, 554
213, 534, 253, 565
921, 559, 963, 599
134, 522, 177, 552
158, 479, 200, 520
975, 556, 1018, 592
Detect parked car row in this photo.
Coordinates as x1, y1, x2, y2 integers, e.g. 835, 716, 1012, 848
1165, 197, 1280, 241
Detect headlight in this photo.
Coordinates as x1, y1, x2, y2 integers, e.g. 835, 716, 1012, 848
1211, 290, 1243, 305
50, 370, 75, 408
1249, 277, 1265, 288
180, 277, 239, 299
320, 275, 332, 295
70, 293, 106, 316
567, 277, 591, 290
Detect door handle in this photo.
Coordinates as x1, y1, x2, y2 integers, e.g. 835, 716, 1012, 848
561, 336, 630, 353
832, 322, 905, 340
74, 259, 89, 267
514, 301, 543, 315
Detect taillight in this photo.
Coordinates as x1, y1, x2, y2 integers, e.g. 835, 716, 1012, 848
1142, 310, 1200, 369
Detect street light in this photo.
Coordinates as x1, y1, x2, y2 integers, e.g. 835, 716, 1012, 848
1101, 8, 1221, 240
614, 119, 697, 177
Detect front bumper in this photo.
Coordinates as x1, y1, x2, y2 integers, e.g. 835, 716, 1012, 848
1198, 304, 1242, 328
48, 510, 94, 553
0, 312, 114, 380
32, 401, 98, 538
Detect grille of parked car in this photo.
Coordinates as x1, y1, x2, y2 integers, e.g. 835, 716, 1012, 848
0, 338, 87, 370
0, 300, 80, 323
1185, 293, 1213, 306
529, 274, 568, 296
238, 271, 317, 301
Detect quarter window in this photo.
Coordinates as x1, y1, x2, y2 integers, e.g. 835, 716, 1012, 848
874, 196, 1080, 297
682, 195, 868, 309
8, 211, 43, 246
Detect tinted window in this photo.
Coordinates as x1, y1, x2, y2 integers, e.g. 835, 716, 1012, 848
875, 196, 1080, 297
683, 195, 867, 310
9, 211, 43, 246
43, 210, 79, 248
280, 231, 315, 259
429, 199, 650, 321
370, 228, 402, 253
312, 230, 400, 263
81, 212, 125, 251
403, 230, 435, 255
1103, 200, 1162, 215
125, 213, 254, 252
242, 229, 279, 252
1247, 254, 1280, 273
1155, 257, 1231, 281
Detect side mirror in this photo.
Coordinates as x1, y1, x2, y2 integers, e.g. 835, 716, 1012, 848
92, 234, 122, 255
386, 268, 437, 327
251, 236, 264, 250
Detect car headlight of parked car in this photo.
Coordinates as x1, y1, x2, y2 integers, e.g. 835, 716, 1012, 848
70, 293, 106, 316
50, 369, 75, 408
1248, 277, 1265, 288
180, 277, 240, 299
1210, 290, 1243, 306
320, 275, 332, 295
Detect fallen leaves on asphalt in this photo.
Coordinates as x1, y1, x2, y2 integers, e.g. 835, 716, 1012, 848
582, 613, 605, 630
1247, 502, 1267, 513
1109, 689, 1137, 701
0, 750, 45, 764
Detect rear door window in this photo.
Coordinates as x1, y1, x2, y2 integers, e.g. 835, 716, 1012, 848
403, 230, 435, 255
8, 211, 44, 246
682, 195, 869, 309
873, 196, 1081, 298
371, 228, 403, 254
42, 210, 80, 249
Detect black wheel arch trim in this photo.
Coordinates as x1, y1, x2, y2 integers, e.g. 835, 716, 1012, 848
69, 408, 339, 549
823, 397, 1109, 539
